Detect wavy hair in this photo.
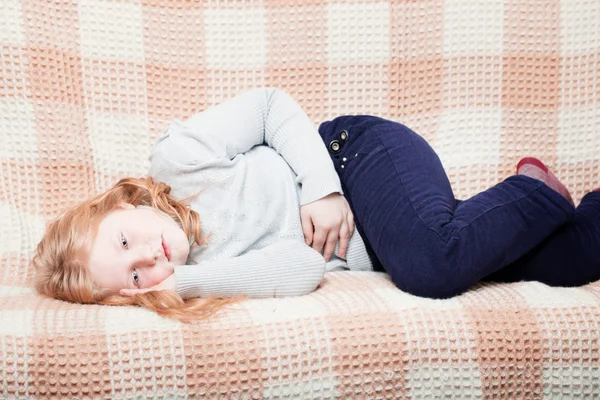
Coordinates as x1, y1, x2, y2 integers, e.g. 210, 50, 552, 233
32, 176, 247, 323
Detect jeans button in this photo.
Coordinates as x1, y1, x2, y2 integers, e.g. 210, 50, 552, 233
329, 140, 341, 153
340, 130, 348, 141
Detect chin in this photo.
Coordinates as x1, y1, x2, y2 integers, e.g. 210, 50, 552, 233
180, 251, 191, 264
175, 248, 190, 265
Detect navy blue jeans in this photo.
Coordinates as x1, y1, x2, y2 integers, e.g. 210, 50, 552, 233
318, 115, 600, 298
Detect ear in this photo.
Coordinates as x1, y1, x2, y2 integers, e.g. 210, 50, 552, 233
118, 202, 135, 210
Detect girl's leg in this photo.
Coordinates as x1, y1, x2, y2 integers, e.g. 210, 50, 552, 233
483, 191, 600, 286
318, 115, 575, 299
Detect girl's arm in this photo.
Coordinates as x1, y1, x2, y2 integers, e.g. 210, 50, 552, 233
160, 87, 342, 206
174, 240, 326, 299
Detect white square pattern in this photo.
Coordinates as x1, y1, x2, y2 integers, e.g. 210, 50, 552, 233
103, 307, 180, 335
244, 296, 329, 325
518, 282, 599, 308
203, 7, 267, 68
0, 0, 24, 44
263, 377, 338, 399
436, 109, 502, 168
404, 310, 483, 398
0, 202, 47, 256
0, 287, 34, 298
78, 0, 144, 61
406, 363, 484, 398
87, 110, 150, 175
557, 106, 600, 162
0, 98, 38, 160
560, 0, 600, 54
0, 310, 34, 336
0, 98, 38, 161
443, 0, 504, 55
327, 2, 390, 63
376, 287, 466, 311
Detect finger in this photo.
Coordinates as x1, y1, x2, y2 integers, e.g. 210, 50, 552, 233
300, 212, 314, 246
347, 211, 355, 235
338, 221, 350, 259
311, 229, 328, 255
322, 229, 339, 262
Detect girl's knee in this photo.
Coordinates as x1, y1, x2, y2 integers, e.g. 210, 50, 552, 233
395, 279, 468, 299
387, 261, 472, 299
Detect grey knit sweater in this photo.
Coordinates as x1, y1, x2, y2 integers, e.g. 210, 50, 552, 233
147, 88, 373, 299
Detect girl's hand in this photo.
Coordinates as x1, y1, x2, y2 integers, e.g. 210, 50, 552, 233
300, 193, 355, 261
120, 274, 175, 296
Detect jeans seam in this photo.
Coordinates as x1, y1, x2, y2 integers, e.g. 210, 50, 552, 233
373, 129, 553, 245
373, 128, 453, 244
453, 179, 551, 237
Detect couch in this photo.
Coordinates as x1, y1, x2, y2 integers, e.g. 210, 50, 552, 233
1, 0, 599, 398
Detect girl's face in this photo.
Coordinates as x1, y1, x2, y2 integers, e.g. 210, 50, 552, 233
88, 203, 190, 294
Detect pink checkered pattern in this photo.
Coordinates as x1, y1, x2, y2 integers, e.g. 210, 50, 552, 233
1, 0, 599, 398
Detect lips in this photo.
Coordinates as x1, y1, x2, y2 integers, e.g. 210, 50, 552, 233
162, 236, 171, 262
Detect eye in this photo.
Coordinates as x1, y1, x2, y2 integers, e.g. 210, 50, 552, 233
120, 234, 129, 249
132, 268, 139, 287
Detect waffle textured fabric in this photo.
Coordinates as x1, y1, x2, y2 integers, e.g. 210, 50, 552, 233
1, 0, 599, 398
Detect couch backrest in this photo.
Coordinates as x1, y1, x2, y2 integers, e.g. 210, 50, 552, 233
1, 0, 598, 286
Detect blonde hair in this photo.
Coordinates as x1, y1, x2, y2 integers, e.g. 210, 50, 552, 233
32, 176, 247, 323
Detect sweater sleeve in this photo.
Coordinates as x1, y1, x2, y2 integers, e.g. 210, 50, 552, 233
173, 240, 326, 299
173, 87, 342, 205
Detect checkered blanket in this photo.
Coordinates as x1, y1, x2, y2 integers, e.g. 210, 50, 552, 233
1, 0, 599, 398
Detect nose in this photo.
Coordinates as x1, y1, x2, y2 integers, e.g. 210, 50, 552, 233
133, 245, 174, 289
134, 244, 161, 266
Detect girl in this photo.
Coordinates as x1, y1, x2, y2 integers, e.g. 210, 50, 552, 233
33, 88, 600, 322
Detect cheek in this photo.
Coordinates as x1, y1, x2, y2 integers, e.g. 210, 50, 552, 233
147, 266, 173, 288
177, 236, 191, 261
166, 227, 190, 263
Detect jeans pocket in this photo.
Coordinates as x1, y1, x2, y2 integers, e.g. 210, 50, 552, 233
342, 144, 385, 178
